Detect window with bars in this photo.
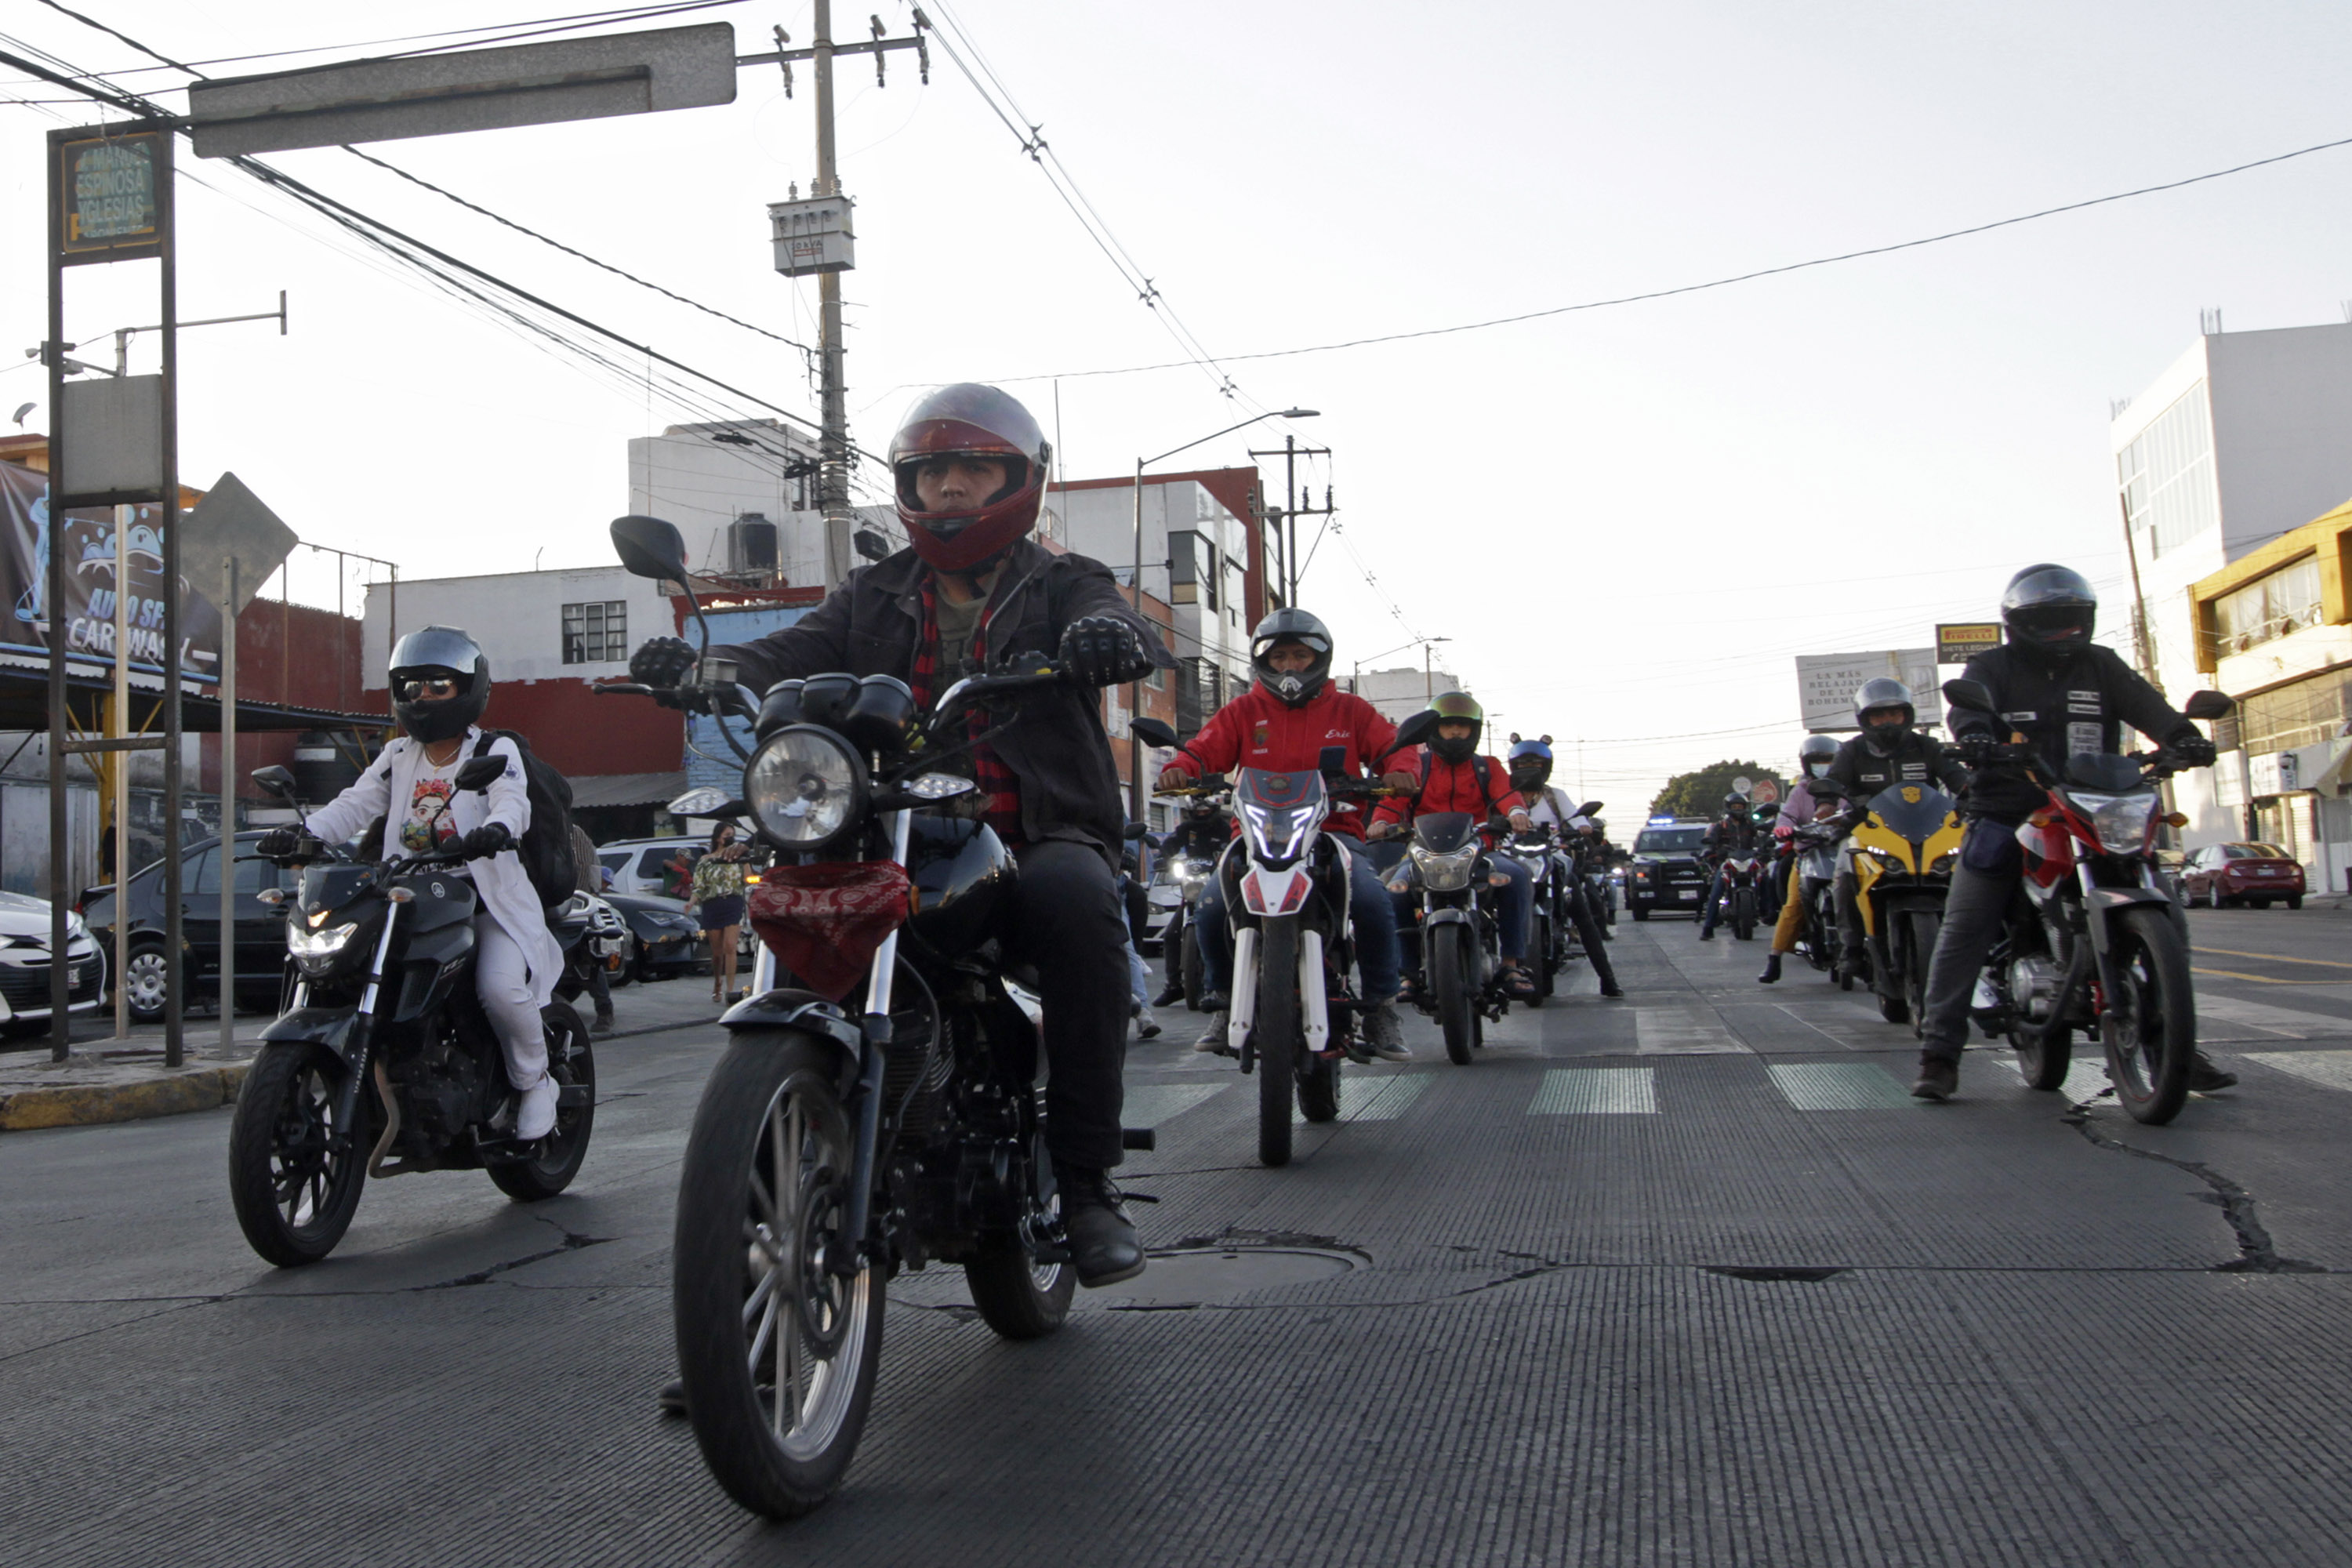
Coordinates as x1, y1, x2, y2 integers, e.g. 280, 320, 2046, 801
2213, 555, 2322, 658
561, 601, 627, 664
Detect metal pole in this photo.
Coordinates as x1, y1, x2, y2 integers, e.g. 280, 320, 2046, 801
1283, 435, 1298, 606
45, 143, 68, 1062
218, 557, 236, 1054
112, 503, 129, 1040
812, 0, 854, 586
1425, 642, 1432, 703
160, 141, 183, 1069
1129, 456, 1145, 822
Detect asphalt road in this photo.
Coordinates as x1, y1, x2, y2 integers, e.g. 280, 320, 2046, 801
9, 905, 2352, 1566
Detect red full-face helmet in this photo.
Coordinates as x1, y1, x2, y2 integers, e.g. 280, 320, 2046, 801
890, 383, 1052, 572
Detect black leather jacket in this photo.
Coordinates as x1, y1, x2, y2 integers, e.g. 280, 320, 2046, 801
713, 537, 1173, 858
1827, 728, 1968, 804
1945, 642, 2202, 824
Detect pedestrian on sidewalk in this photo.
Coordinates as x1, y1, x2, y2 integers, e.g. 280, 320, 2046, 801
693, 822, 750, 1005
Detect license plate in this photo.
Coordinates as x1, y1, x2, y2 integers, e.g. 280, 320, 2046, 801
1675, 890, 1697, 900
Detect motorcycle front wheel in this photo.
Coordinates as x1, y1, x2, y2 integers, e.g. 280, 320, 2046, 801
227, 1040, 369, 1267
1429, 924, 1475, 1066
1733, 888, 1756, 942
673, 1033, 884, 1518
1901, 910, 1939, 1040
1256, 918, 1300, 1167
2103, 906, 2196, 1126
1179, 913, 1204, 1011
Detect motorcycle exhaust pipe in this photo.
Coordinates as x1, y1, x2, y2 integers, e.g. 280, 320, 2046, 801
1227, 927, 1260, 1057
1299, 928, 1330, 1055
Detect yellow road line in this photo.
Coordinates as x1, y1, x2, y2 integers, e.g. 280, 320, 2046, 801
2199, 946, 2352, 971
2194, 967, 2293, 983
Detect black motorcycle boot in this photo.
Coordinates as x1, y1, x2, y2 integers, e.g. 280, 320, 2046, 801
1150, 977, 1184, 1008
1757, 953, 1782, 985
1060, 1167, 1146, 1287
1911, 1052, 1960, 1102
2190, 1052, 2238, 1092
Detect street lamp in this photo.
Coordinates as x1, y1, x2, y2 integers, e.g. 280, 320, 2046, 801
1127, 408, 1320, 819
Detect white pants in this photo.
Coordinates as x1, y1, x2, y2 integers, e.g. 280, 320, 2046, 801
475, 913, 548, 1091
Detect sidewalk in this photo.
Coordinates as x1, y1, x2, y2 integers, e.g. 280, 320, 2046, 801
0, 971, 734, 1134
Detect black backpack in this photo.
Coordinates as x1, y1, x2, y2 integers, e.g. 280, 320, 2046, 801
471, 729, 579, 910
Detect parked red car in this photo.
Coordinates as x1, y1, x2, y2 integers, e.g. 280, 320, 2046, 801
2180, 842, 2307, 909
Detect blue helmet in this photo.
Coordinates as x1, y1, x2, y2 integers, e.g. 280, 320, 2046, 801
1507, 733, 1554, 793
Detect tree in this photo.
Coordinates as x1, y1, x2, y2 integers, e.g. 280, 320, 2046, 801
1650, 759, 1782, 818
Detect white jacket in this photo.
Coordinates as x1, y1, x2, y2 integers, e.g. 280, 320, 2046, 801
304, 728, 564, 1007
1525, 785, 1586, 833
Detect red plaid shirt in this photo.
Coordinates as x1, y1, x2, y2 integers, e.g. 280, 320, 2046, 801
911, 580, 1023, 844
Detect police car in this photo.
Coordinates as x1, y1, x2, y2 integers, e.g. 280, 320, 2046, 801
1624, 815, 1713, 920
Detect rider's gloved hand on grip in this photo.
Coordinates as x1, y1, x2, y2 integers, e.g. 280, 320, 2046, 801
1952, 731, 1998, 765
460, 822, 513, 860
1058, 615, 1153, 688
256, 827, 301, 859
629, 636, 699, 703
2170, 734, 2217, 767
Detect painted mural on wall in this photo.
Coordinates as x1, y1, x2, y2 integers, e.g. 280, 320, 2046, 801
0, 458, 221, 684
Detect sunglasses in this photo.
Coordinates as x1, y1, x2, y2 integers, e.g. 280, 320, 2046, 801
398, 677, 459, 700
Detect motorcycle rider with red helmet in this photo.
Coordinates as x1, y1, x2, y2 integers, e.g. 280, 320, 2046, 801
1154, 608, 1417, 1061
629, 383, 1167, 1296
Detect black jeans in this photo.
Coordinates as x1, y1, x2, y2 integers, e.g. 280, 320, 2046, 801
1917, 855, 2016, 1064
1566, 880, 1619, 991
1009, 840, 1131, 1172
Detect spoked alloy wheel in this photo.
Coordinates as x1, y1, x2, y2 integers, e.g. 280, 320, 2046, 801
673, 1036, 884, 1518
2103, 907, 2196, 1126
122, 939, 169, 1025
1256, 919, 1300, 1167
227, 1040, 368, 1266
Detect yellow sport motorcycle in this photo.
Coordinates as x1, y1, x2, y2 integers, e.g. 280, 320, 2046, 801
1846, 781, 1963, 1033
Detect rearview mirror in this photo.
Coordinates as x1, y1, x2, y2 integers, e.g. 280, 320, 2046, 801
610, 514, 689, 583
1123, 822, 1149, 841
250, 765, 298, 800
1130, 717, 1178, 750
1942, 677, 1996, 714
1578, 800, 1603, 817
1394, 710, 1437, 750
2183, 689, 2234, 721
455, 757, 507, 793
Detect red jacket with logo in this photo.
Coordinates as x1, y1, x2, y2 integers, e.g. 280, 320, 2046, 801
1370, 751, 1524, 837
1156, 682, 1399, 840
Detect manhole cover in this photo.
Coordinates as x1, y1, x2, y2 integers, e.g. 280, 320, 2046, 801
1100, 1246, 1359, 1308
1704, 1265, 1849, 1283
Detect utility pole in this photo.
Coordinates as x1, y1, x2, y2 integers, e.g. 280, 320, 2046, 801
1248, 434, 1333, 607
759, 11, 929, 586
2118, 492, 2160, 687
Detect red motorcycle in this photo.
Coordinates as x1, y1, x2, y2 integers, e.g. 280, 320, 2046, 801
1944, 677, 2232, 1126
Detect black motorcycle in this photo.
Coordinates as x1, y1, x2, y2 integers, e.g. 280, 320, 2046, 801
226, 764, 597, 1268
1500, 828, 1567, 999
599, 515, 1154, 1519
1390, 807, 1511, 1065
1146, 783, 1231, 1011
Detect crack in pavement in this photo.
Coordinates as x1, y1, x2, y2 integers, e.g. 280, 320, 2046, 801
2061, 1098, 2324, 1275
421, 1213, 613, 1290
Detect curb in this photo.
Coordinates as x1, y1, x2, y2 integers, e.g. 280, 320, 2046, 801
0, 1062, 252, 1132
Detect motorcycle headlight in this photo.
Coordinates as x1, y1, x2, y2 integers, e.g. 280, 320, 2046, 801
746, 726, 867, 854
288, 920, 359, 958
1929, 851, 1957, 877
2073, 790, 2158, 856
1410, 841, 1480, 892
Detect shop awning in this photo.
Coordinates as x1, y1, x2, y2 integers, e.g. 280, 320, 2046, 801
568, 770, 689, 809
0, 660, 385, 735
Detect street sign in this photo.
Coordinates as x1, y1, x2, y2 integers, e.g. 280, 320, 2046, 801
56, 126, 167, 262
180, 472, 296, 614
1751, 777, 1781, 805
187, 23, 738, 158
1936, 622, 2002, 666
56, 376, 166, 502
1795, 649, 1944, 732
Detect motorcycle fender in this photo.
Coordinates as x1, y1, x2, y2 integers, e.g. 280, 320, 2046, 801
1228, 926, 1261, 1055
259, 1005, 363, 1062
1240, 863, 1312, 918
720, 988, 865, 1081
1421, 907, 1474, 931
2081, 886, 2172, 958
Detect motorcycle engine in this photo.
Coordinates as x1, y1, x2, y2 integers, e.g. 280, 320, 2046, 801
2006, 955, 2066, 1023
400, 1029, 485, 1145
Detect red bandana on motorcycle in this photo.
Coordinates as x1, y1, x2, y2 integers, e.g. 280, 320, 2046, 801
911, 580, 1023, 844
749, 862, 914, 1002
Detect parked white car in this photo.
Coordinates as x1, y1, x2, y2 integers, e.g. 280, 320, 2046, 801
0, 890, 107, 1031
594, 837, 702, 899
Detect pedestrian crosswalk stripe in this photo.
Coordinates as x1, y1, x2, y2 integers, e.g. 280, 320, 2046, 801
1123, 1083, 1225, 1127
1635, 1007, 1750, 1055
2196, 994, 2352, 1040
1529, 1068, 1657, 1114
2240, 1050, 2352, 1092
1344, 1072, 1432, 1123
1768, 1062, 1918, 1110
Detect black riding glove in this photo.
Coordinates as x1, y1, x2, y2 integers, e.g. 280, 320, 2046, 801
256, 827, 301, 859
2169, 732, 2217, 767
460, 822, 514, 860
1058, 615, 1153, 688
630, 636, 699, 694
1952, 731, 1999, 765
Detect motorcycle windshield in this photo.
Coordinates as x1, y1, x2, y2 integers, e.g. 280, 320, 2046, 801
1411, 811, 1477, 854
1864, 784, 1958, 847
1234, 767, 1327, 865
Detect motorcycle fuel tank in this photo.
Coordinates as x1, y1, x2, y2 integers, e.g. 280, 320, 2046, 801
904, 816, 1016, 957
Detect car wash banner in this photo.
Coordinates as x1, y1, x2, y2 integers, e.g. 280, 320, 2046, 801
0, 459, 221, 685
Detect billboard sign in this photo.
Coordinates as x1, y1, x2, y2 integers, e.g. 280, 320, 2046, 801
56, 125, 167, 262
1936, 622, 2002, 666
0, 459, 221, 684
1796, 649, 1943, 732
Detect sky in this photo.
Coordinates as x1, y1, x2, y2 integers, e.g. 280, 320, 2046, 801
5, 0, 2351, 815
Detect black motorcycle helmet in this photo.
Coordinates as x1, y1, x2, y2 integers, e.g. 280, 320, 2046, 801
1798, 733, 1839, 780
2002, 563, 2098, 665
1425, 691, 1483, 764
389, 625, 491, 744
1853, 677, 1915, 756
1507, 733, 1554, 795
1249, 608, 1334, 707
1721, 792, 1751, 818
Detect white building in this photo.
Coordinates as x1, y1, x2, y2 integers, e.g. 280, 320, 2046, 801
2111, 321, 2352, 845
1350, 665, 1468, 725
626, 419, 896, 591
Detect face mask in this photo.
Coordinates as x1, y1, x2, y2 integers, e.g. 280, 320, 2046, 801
1806, 761, 1831, 779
